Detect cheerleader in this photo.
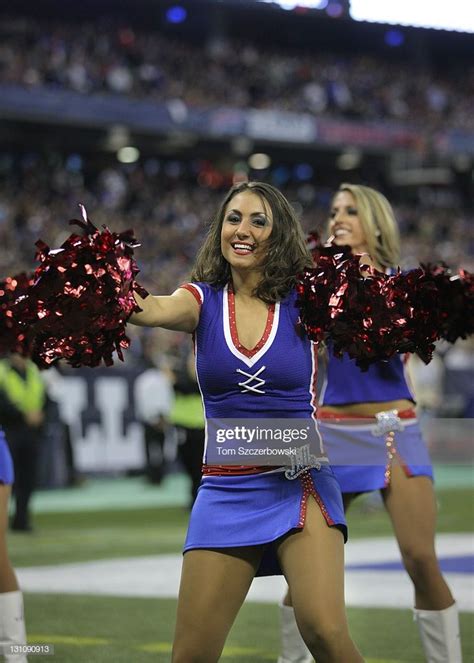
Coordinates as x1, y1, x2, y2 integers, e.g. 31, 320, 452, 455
131, 181, 364, 663
0, 427, 28, 662
277, 184, 462, 663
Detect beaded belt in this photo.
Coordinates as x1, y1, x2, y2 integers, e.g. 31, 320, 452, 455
319, 407, 417, 486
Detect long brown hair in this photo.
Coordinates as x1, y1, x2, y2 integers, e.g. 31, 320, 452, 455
191, 181, 312, 302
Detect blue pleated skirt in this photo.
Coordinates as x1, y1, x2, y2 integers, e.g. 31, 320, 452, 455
0, 429, 14, 485
184, 465, 346, 576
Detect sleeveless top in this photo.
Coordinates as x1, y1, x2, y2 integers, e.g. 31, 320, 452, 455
181, 282, 325, 468
320, 345, 415, 406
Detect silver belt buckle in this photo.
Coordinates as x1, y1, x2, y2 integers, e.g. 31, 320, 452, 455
284, 444, 323, 480
372, 409, 403, 436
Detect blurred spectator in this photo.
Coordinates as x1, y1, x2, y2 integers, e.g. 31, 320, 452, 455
170, 351, 205, 508
0, 354, 46, 531
134, 338, 174, 484
406, 352, 445, 415
442, 338, 474, 418
40, 363, 82, 488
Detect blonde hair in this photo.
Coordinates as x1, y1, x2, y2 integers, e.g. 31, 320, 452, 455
333, 183, 401, 269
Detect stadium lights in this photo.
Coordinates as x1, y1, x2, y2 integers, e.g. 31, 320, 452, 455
384, 29, 404, 47
257, 1, 328, 10
166, 6, 188, 24
248, 153, 272, 169
117, 146, 140, 164
350, 0, 474, 33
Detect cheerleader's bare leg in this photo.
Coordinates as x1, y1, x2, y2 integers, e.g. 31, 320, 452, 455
277, 492, 358, 663
0, 484, 28, 663
383, 465, 462, 661
277, 497, 364, 663
172, 545, 264, 663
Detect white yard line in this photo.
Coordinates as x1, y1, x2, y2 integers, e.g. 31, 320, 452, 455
17, 534, 474, 611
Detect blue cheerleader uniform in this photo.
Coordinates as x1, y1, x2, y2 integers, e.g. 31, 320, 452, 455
319, 349, 434, 493
0, 428, 14, 485
180, 282, 346, 576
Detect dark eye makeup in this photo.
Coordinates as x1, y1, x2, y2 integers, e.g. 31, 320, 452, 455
225, 212, 268, 226
330, 206, 358, 218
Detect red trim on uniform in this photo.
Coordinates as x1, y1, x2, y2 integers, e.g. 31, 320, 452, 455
180, 283, 203, 307
202, 464, 279, 476
227, 283, 275, 358
298, 471, 334, 528
318, 407, 417, 421
383, 431, 414, 487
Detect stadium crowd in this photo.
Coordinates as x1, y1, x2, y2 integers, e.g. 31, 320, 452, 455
0, 16, 473, 132
1, 155, 472, 294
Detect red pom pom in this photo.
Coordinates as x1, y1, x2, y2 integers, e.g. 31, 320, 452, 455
23, 205, 148, 368
0, 273, 34, 356
297, 241, 473, 369
416, 264, 474, 344
296, 245, 354, 345
324, 261, 425, 370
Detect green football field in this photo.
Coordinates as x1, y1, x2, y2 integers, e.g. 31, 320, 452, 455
8, 469, 474, 662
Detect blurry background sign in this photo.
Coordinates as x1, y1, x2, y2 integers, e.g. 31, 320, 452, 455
54, 369, 146, 473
